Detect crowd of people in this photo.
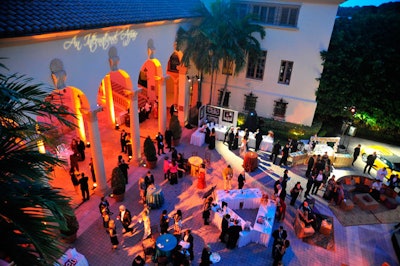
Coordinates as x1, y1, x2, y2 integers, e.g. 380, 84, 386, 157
71, 103, 399, 266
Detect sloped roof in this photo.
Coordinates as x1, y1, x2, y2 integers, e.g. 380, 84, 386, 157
0, 0, 202, 38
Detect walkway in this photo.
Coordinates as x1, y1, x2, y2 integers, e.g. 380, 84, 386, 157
52, 114, 399, 266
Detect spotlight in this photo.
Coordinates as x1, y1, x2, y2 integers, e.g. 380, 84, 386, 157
196, 75, 200, 82
86, 142, 90, 148
187, 75, 192, 82
115, 123, 119, 130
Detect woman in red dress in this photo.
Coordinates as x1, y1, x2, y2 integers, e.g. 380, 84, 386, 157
197, 163, 206, 189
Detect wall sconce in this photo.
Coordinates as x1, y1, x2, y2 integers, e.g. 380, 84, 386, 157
187, 75, 201, 83
115, 123, 120, 130
86, 142, 91, 148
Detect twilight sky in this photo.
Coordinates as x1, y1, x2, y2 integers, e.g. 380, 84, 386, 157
340, 0, 399, 7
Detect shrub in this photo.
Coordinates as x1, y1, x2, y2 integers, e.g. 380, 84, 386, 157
169, 114, 182, 140
144, 136, 157, 162
111, 167, 126, 195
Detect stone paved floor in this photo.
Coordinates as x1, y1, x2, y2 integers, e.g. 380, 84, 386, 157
52, 114, 400, 266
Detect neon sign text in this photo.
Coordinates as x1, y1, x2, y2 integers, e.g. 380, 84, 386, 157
63, 28, 138, 52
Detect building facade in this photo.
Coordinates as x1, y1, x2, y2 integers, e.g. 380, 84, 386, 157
0, 0, 342, 193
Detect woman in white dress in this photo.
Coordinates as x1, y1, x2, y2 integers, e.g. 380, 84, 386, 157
240, 137, 248, 157
173, 209, 183, 235
141, 208, 151, 240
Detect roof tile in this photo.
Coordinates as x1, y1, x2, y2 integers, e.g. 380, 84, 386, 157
0, 0, 202, 38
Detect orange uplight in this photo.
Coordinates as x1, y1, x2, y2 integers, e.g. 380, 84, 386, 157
37, 140, 46, 154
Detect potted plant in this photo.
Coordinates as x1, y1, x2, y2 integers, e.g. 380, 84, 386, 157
60, 207, 79, 244
111, 166, 126, 202
169, 114, 182, 146
144, 136, 157, 169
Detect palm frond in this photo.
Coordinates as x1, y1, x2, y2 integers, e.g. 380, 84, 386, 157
0, 62, 78, 265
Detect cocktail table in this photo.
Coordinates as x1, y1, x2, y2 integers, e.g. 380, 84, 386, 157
353, 193, 379, 211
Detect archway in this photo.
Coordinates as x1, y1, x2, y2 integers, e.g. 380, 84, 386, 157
40, 86, 90, 151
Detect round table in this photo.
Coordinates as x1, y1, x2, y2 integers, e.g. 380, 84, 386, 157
146, 185, 164, 209
210, 252, 221, 263
156, 233, 177, 252
188, 156, 203, 177
243, 151, 258, 172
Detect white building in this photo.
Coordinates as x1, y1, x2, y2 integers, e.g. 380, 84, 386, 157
0, 0, 342, 193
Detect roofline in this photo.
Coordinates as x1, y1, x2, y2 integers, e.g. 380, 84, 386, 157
0, 18, 192, 48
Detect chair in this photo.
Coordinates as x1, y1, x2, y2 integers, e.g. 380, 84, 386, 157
142, 238, 155, 261
293, 210, 315, 238
192, 164, 200, 177
204, 150, 211, 166
156, 256, 168, 266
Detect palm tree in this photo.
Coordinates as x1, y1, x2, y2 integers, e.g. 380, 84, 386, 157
176, 0, 265, 106
0, 61, 78, 265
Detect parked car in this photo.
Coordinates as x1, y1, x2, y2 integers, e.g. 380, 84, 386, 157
361, 145, 400, 178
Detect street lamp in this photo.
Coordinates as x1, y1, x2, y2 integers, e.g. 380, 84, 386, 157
339, 106, 357, 151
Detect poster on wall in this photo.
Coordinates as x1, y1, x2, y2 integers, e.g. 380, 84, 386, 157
222, 110, 234, 123
206, 115, 219, 124
206, 105, 221, 116
199, 105, 205, 120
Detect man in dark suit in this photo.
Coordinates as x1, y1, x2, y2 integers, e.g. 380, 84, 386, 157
219, 214, 230, 243
144, 171, 155, 187
77, 138, 86, 161
272, 226, 288, 258
183, 229, 194, 261
204, 124, 211, 144
270, 141, 281, 164
279, 144, 290, 166
306, 155, 316, 177
352, 144, 361, 166
226, 220, 242, 249
155, 132, 165, 155
255, 128, 263, 151
118, 205, 133, 234
364, 151, 377, 174
160, 210, 170, 234
78, 173, 89, 201
228, 128, 234, 150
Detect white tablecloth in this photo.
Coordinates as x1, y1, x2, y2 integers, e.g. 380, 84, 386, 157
211, 201, 276, 248
211, 207, 254, 248
213, 125, 228, 141
251, 201, 277, 246
215, 188, 262, 210
237, 131, 274, 151
259, 136, 274, 152
55, 248, 89, 266
190, 128, 206, 146
238, 131, 256, 149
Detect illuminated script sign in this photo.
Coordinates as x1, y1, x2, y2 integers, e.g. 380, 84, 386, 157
63, 28, 138, 52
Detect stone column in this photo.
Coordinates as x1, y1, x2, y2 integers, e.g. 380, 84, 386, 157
104, 74, 116, 128
178, 71, 189, 125
86, 107, 109, 195
158, 75, 169, 134
129, 88, 141, 165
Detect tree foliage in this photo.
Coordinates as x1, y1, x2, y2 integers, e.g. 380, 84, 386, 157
176, 0, 265, 104
316, 3, 400, 132
0, 61, 77, 265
